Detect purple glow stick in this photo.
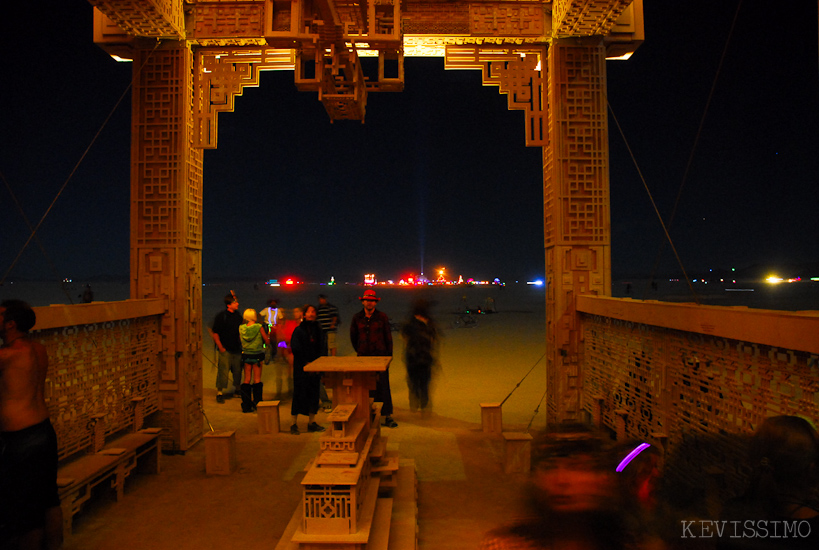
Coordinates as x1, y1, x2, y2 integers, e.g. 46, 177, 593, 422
616, 442, 651, 472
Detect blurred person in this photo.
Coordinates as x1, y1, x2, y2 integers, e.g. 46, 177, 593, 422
718, 415, 819, 550
279, 307, 302, 368
289, 305, 325, 434
208, 293, 243, 403
480, 423, 628, 550
239, 309, 269, 413
259, 298, 283, 364
271, 307, 301, 401
316, 294, 339, 411
0, 300, 62, 550
350, 289, 397, 428
401, 298, 439, 413
613, 440, 668, 550
316, 294, 339, 356
80, 284, 93, 303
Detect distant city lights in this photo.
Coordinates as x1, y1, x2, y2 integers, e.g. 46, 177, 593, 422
358, 271, 513, 287
765, 275, 802, 285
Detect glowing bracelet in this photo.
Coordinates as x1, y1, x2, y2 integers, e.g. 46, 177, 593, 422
616, 442, 651, 472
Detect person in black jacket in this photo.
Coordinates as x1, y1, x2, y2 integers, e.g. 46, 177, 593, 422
289, 305, 326, 435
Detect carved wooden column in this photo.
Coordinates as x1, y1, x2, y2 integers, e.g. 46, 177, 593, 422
131, 44, 204, 451
543, 38, 611, 423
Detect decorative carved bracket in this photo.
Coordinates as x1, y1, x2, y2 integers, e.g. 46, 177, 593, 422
194, 48, 295, 149
444, 46, 547, 147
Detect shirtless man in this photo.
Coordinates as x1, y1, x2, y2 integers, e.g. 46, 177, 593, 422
0, 299, 62, 550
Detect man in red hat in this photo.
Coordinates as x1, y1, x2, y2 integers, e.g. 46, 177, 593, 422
350, 289, 397, 428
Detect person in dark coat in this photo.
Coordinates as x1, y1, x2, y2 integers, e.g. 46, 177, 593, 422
288, 305, 326, 435
401, 298, 438, 412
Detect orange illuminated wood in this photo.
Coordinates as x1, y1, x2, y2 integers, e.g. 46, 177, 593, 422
305, 356, 391, 372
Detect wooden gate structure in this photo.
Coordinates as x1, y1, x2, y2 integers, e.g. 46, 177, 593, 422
87, 0, 644, 450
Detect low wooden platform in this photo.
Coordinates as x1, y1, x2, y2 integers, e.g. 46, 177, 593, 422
275, 460, 417, 550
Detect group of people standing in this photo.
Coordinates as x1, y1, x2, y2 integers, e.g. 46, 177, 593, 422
208, 288, 440, 434
208, 293, 340, 418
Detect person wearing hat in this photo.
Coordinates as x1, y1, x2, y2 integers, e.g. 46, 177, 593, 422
350, 289, 397, 428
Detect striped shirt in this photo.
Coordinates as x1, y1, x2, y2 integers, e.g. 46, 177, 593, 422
316, 302, 339, 333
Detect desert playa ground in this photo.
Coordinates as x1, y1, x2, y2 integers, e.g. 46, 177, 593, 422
58, 283, 549, 549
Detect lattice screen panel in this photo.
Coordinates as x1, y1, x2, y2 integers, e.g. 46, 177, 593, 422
90, 0, 185, 39
304, 486, 353, 520
581, 313, 819, 502
551, 0, 632, 38
133, 49, 193, 248
402, 2, 470, 34
545, 41, 609, 246
190, 1, 267, 42
36, 316, 161, 461
469, 3, 545, 36
132, 47, 205, 451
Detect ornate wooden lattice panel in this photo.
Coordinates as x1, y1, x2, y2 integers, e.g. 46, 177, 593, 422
543, 40, 610, 423
402, 1, 470, 35
304, 486, 353, 520
35, 316, 162, 461
552, 0, 633, 38
545, 40, 609, 247
132, 47, 205, 451
444, 46, 546, 147
132, 48, 201, 248
194, 48, 296, 148
89, 0, 185, 38
190, 0, 267, 45
469, 3, 546, 36
581, 312, 819, 503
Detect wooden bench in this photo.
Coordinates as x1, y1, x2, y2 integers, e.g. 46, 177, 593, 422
56, 411, 161, 538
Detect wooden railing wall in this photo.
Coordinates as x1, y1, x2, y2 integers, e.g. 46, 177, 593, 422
32, 299, 166, 461
577, 295, 819, 506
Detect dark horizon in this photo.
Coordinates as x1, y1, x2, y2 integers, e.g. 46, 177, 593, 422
2, 1, 818, 284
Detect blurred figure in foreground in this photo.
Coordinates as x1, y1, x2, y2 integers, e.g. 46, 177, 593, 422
480, 424, 628, 550
718, 415, 819, 550
401, 299, 438, 413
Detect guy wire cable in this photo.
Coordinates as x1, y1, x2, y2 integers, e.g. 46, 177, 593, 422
525, 386, 550, 433
0, 169, 75, 303
500, 351, 546, 407
642, 0, 743, 299
1, 39, 162, 286
199, 402, 215, 432
608, 103, 700, 305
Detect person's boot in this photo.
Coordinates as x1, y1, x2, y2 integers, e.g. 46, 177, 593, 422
240, 383, 252, 413
252, 382, 263, 411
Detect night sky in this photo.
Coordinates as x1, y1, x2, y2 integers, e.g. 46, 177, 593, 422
1, 0, 817, 284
